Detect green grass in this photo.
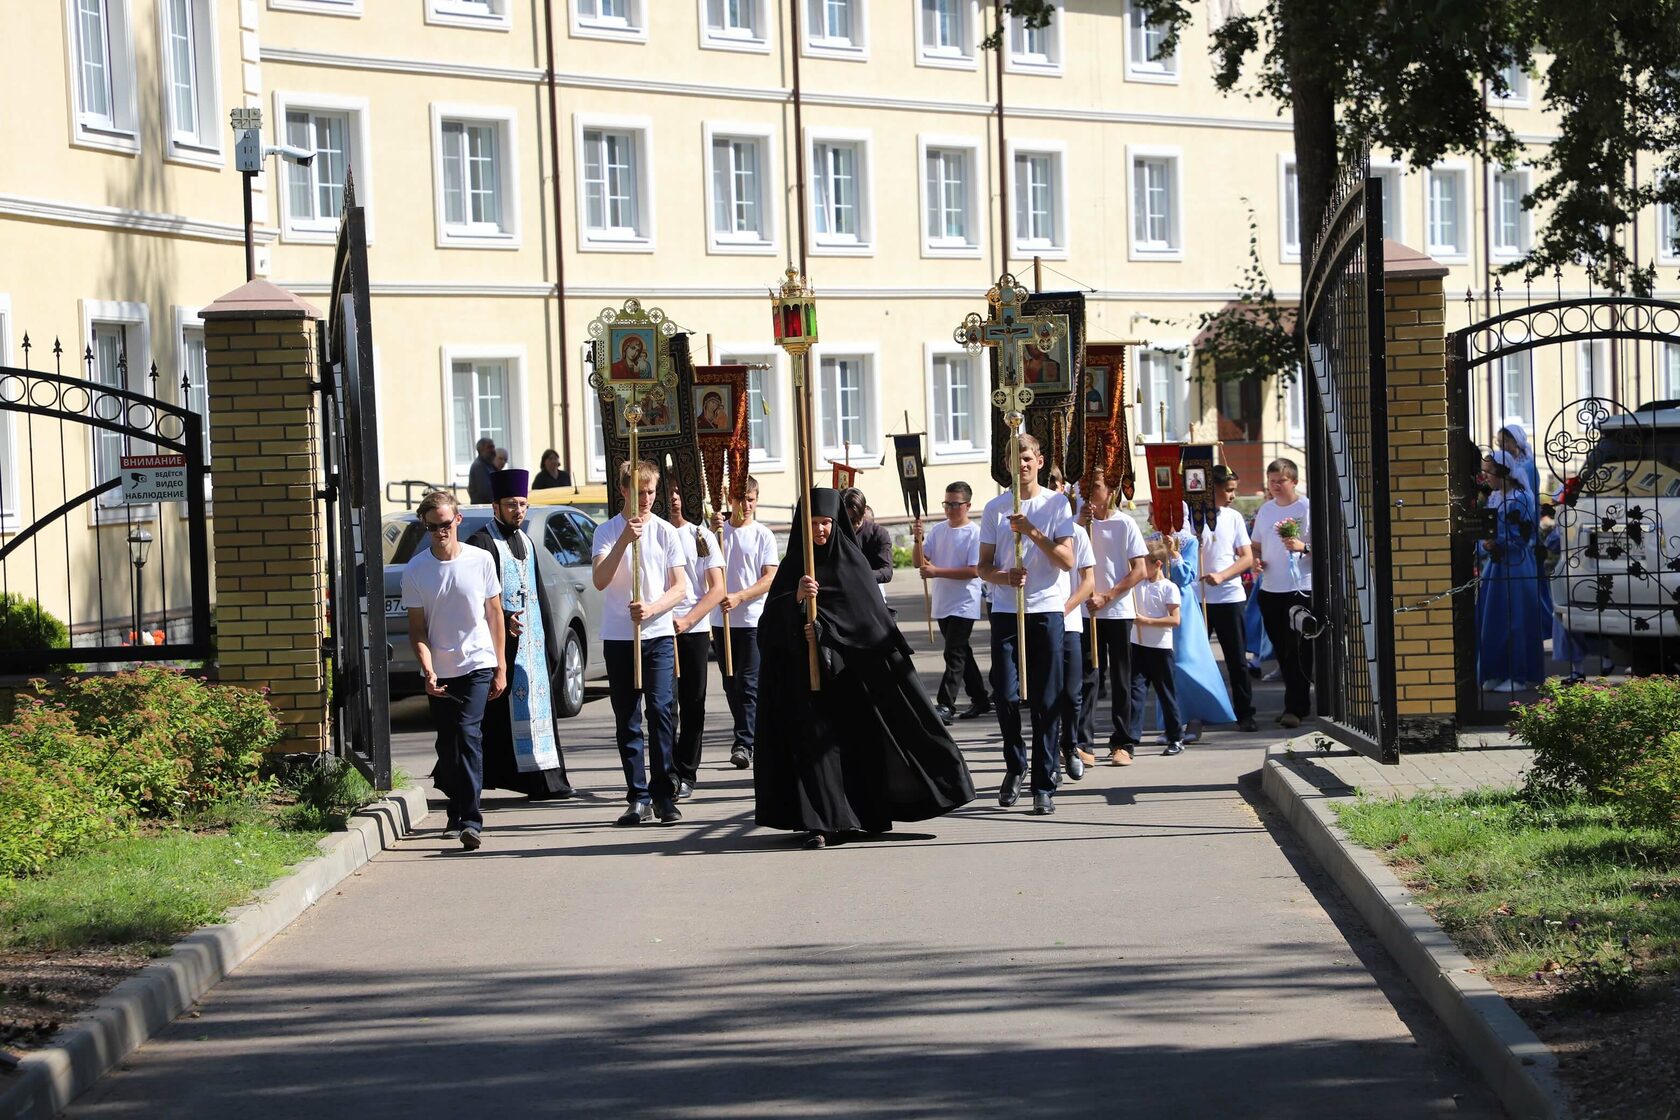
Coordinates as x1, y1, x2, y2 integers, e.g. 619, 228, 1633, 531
0, 821, 324, 953
1335, 789, 1680, 978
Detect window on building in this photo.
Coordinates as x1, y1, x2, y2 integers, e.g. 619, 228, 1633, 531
580, 126, 649, 245
819, 354, 874, 455
812, 138, 870, 249
1664, 344, 1680, 400
1578, 339, 1613, 402
1012, 149, 1063, 252
1135, 347, 1185, 441
721, 351, 782, 464
924, 145, 977, 253
702, 0, 766, 48
1373, 164, 1404, 242
1285, 369, 1306, 443
918, 0, 972, 65
1492, 61, 1528, 103
1426, 167, 1467, 257
1131, 154, 1181, 256
90, 323, 131, 510
807, 0, 860, 52
70, 0, 137, 145
931, 352, 983, 455
441, 120, 503, 232
1281, 160, 1301, 259
572, 0, 643, 37
1009, 2, 1060, 69
161, 0, 217, 155
450, 358, 510, 480
284, 109, 352, 231
427, 0, 510, 28
1495, 351, 1532, 428
708, 132, 771, 250
1125, 1, 1176, 78
1659, 177, 1680, 262
1492, 170, 1529, 256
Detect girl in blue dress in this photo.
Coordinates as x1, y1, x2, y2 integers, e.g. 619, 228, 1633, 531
1477, 450, 1545, 691
1499, 420, 1553, 633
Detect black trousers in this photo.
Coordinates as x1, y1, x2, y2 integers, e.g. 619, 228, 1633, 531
1059, 626, 1096, 753
671, 629, 711, 783
1093, 618, 1135, 750
935, 615, 988, 709
1258, 589, 1314, 718
1128, 644, 1182, 743
1205, 600, 1255, 721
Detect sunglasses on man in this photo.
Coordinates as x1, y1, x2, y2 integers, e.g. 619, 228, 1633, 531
422, 518, 456, 533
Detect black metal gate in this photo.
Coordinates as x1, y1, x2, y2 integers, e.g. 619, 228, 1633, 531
0, 340, 211, 670
1449, 292, 1680, 725
1301, 161, 1398, 762
319, 174, 390, 788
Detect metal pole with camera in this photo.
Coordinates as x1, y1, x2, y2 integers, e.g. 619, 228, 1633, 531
230, 108, 317, 282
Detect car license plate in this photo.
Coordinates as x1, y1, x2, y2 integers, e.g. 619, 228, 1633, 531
385, 596, 404, 616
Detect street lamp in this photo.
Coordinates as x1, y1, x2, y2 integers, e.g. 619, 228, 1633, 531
769, 267, 821, 689
128, 527, 153, 645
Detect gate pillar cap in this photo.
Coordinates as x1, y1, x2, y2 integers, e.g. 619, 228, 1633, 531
1383, 240, 1449, 280
201, 280, 323, 322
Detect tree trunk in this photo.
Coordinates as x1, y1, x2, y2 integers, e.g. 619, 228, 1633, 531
1283, 0, 1339, 295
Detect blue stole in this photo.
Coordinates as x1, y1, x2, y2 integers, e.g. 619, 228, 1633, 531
491, 533, 561, 773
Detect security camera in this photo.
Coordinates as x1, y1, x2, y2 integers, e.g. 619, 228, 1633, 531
264, 144, 316, 166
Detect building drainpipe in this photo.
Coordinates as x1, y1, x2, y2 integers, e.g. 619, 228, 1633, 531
790, 0, 809, 273
995, 0, 1007, 269
543, 0, 574, 479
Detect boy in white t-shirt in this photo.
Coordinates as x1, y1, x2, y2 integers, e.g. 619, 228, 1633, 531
1053, 471, 1096, 781
1251, 457, 1313, 728
978, 434, 1075, 816
592, 459, 690, 826
1199, 465, 1257, 731
709, 476, 779, 768
666, 481, 726, 799
401, 489, 506, 851
1083, 476, 1150, 765
1128, 539, 1185, 754
914, 481, 990, 725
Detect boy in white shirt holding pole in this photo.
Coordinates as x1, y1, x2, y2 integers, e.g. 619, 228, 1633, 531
913, 481, 990, 725
1083, 476, 1150, 765
709, 477, 779, 768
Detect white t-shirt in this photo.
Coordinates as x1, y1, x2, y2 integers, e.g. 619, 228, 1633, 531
1200, 505, 1252, 606
669, 520, 723, 619
708, 519, 780, 629
401, 545, 502, 678
1062, 522, 1095, 634
980, 489, 1075, 615
1253, 496, 1313, 594
592, 513, 688, 641
1130, 577, 1181, 650
1088, 510, 1149, 621
923, 520, 983, 620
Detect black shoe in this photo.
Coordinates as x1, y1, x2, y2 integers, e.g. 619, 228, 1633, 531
935, 704, 956, 726
998, 771, 1023, 808
1162, 742, 1185, 757
460, 827, 482, 851
677, 779, 694, 800
615, 803, 653, 826
730, 746, 752, 769
1097, 683, 1109, 700
1238, 716, 1259, 733
957, 699, 993, 720
655, 798, 682, 824
1032, 792, 1055, 815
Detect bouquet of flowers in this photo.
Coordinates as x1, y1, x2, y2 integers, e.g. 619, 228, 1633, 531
1275, 517, 1302, 541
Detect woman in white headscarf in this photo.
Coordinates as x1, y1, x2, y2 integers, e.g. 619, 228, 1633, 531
1498, 418, 1554, 632
1477, 450, 1544, 691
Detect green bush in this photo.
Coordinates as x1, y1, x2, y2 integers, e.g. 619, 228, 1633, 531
892, 545, 914, 568
0, 594, 69, 672
0, 752, 133, 878
1512, 676, 1680, 829
268, 754, 377, 831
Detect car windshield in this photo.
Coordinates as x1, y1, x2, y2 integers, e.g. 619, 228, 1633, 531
1578, 423, 1680, 500
388, 514, 493, 564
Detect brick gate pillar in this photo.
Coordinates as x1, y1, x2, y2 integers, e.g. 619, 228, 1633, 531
1381, 242, 1458, 750
199, 280, 327, 754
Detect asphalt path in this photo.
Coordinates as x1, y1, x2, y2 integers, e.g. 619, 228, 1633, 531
69, 585, 1500, 1119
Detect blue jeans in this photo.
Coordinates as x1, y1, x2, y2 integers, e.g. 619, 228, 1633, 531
428, 667, 492, 830
1000, 612, 1064, 794
714, 625, 760, 755
1128, 644, 1183, 744
989, 612, 1024, 751
605, 636, 677, 805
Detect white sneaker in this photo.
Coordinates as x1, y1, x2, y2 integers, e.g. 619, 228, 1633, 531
1262, 669, 1282, 683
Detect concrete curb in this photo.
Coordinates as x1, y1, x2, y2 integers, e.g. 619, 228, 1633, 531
1261, 743, 1571, 1120
0, 784, 429, 1120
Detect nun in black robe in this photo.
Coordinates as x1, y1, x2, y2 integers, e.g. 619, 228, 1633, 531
465, 470, 573, 800
754, 488, 975, 847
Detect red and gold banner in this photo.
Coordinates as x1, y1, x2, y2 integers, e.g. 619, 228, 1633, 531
692, 364, 749, 515
1144, 443, 1185, 534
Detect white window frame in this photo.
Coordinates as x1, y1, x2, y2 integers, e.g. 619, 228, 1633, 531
1577, 339, 1613, 402
918, 135, 983, 259
1424, 163, 1470, 261
64, 0, 140, 153
1490, 167, 1530, 259
1127, 145, 1184, 261
717, 346, 787, 473
441, 345, 527, 486
702, 123, 777, 256
699, 0, 770, 53
803, 0, 866, 60
807, 128, 875, 256
1372, 159, 1405, 245
1491, 62, 1529, 106
915, 0, 977, 70
812, 345, 881, 459
267, 0, 361, 15
157, 0, 222, 166
0, 294, 17, 533
923, 343, 989, 464
1008, 140, 1069, 259
570, 0, 645, 42
574, 113, 656, 253
426, 0, 511, 31
1124, 0, 1177, 83
172, 306, 212, 512
273, 92, 374, 245
1493, 350, 1534, 431
79, 298, 154, 526
581, 343, 607, 482
1657, 171, 1680, 266
431, 103, 521, 249
1133, 342, 1188, 442
1284, 368, 1306, 444
1005, 0, 1063, 75
1279, 155, 1301, 263
1662, 343, 1680, 401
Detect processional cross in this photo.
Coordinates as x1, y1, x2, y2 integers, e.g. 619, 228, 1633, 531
953, 274, 1065, 689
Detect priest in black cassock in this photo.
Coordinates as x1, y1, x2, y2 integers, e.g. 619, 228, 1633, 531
465, 469, 574, 800
754, 488, 975, 848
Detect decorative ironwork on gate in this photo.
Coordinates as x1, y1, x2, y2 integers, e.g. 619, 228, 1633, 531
1301, 159, 1398, 762
319, 171, 391, 788
0, 337, 211, 671
1449, 290, 1680, 724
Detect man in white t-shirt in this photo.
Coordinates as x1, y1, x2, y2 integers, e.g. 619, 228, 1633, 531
1054, 474, 1096, 781
978, 434, 1075, 816
401, 489, 506, 851
1082, 476, 1149, 765
666, 481, 726, 800
592, 459, 690, 825
914, 481, 990, 725
708, 476, 779, 768
1200, 465, 1258, 731
1251, 457, 1313, 728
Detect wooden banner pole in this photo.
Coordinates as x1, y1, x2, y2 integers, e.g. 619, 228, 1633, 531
794, 350, 821, 690
627, 413, 643, 692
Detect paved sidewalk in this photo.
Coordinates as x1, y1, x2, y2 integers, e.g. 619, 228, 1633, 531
68, 587, 1501, 1119
1277, 740, 1534, 800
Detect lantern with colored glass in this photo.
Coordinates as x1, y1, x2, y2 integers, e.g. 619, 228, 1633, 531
770, 267, 818, 354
